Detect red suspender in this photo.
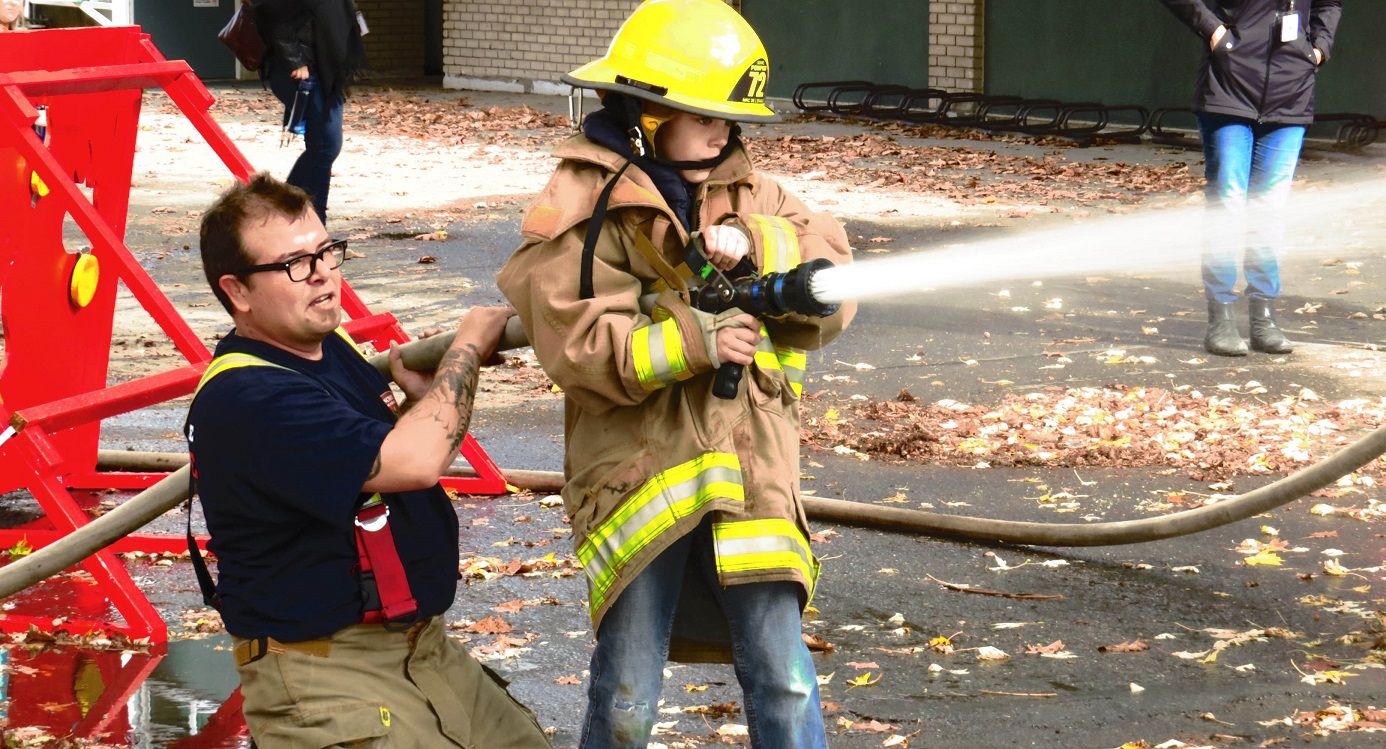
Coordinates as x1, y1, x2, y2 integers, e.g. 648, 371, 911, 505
354, 497, 419, 624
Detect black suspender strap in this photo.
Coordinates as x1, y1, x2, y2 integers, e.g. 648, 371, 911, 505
184, 459, 220, 608
580, 161, 631, 301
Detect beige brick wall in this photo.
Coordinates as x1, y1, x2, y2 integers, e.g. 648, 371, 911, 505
358, 0, 427, 77
928, 0, 984, 93
441, 0, 736, 94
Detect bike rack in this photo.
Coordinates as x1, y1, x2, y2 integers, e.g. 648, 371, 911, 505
1311, 112, 1379, 151
932, 93, 1027, 127
1053, 103, 1151, 144
1148, 107, 1201, 149
1338, 119, 1383, 150
827, 83, 914, 117
859, 87, 936, 120
791, 79, 874, 114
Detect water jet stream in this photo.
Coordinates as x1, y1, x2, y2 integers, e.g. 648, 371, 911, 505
811, 177, 1386, 307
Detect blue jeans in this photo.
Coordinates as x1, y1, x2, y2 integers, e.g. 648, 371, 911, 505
268, 61, 344, 225
580, 520, 825, 749
1197, 113, 1306, 303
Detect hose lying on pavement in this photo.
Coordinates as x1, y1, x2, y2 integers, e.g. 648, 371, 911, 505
2, 327, 1381, 600
803, 421, 1386, 546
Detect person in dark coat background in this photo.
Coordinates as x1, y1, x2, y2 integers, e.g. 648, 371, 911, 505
254, 0, 366, 226
1157, 0, 1342, 357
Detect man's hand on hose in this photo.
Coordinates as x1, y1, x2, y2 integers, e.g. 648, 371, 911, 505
451, 306, 515, 366
387, 308, 514, 403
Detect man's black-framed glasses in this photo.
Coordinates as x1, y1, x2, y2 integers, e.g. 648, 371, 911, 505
236, 240, 349, 282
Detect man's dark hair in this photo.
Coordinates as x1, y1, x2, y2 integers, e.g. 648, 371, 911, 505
199, 173, 314, 314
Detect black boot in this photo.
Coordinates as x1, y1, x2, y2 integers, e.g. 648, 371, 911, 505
1204, 301, 1248, 357
1248, 298, 1293, 354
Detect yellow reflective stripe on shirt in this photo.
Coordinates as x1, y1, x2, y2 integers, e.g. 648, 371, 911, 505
631, 317, 692, 391
333, 327, 367, 359
197, 328, 360, 395
712, 517, 820, 596
194, 353, 290, 395
746, 215, 800, 274
578, 452, 744, 614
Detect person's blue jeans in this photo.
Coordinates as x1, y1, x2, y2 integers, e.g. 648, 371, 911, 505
267, 61, 344, 225
1196, 113, 1306, 304
580, 519, 825, 749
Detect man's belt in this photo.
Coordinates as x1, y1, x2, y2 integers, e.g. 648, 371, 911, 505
234, 636, 332, 667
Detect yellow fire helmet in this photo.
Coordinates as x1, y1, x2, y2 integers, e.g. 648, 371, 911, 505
563, 0, 780, 124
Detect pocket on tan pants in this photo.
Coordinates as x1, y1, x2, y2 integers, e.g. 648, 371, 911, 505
406, 623, 551, 748
251, 698, 393, 748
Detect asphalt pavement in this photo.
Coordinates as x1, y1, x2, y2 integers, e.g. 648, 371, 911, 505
4, 84, 1386, 748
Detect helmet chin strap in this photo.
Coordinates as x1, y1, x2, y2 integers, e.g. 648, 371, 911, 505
622, 95, 741, 172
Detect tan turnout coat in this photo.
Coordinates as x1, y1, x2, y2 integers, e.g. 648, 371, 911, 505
497, 135, 854, 661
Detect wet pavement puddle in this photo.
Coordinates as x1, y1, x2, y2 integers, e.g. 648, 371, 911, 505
1, 636, 247, 747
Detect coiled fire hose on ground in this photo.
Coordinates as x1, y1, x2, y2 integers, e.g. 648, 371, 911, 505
1, 316, 1382, 599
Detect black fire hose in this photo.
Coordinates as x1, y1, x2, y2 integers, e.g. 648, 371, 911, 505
803, 422, 1386, 545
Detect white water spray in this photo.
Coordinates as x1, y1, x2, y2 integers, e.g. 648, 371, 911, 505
810, 176, 1386, 306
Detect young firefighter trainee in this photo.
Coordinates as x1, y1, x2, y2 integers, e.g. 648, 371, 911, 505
187, 174, 552, 749
496, 1, 855, 747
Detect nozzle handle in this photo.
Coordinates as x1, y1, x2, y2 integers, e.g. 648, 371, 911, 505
712, 363, 743, 400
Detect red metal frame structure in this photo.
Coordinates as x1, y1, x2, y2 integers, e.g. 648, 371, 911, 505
0, 27, 507, 645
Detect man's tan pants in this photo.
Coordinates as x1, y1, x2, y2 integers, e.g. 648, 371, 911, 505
232, 617, 551, 749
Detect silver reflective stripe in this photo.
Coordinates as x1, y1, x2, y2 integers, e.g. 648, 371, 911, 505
581, 462, 744, 603
715, 533, 806, 558
643, 320, 683, 389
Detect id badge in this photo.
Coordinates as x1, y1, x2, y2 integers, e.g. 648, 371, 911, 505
1280, 12, 1299, 43
357, 11, 370, 36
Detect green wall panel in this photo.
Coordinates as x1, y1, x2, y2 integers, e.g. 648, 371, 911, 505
1314, 4, 1385, 115
986, 0, 1383, 116
136, 0, 238, 81
743, 0, 930, 99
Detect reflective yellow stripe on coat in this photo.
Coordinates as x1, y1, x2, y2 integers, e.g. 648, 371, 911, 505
744, 216, 808, 394
746, 214, 801, 274
631, 314, 693, 391
713, 518, 820, 598
746, 325, 808, 398
775, 345, 806, 396
577, 452, 744, 616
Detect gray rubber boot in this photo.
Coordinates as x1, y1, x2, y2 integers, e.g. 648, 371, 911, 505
1204, 301, 1248, 357
1248, 298, 1293, 354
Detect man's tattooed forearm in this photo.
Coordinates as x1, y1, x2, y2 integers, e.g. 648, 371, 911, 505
413, 343, 484, 454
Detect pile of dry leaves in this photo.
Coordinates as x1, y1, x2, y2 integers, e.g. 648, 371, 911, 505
149, 89, 1202, 209
745, 133, 1202, 206
347, 92, 570, 147
802, 385, 1386, 483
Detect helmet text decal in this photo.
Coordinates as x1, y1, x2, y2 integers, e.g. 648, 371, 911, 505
728, 58, 769, 103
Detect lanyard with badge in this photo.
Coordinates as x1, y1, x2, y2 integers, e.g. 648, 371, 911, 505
1279, 0, 1300, 43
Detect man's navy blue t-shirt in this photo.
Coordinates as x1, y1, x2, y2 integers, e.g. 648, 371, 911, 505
186, 330, 460, 641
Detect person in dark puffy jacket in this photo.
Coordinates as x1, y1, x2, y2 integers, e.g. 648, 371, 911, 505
1158, 0, 1342, 356
254, 0, 366, 227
